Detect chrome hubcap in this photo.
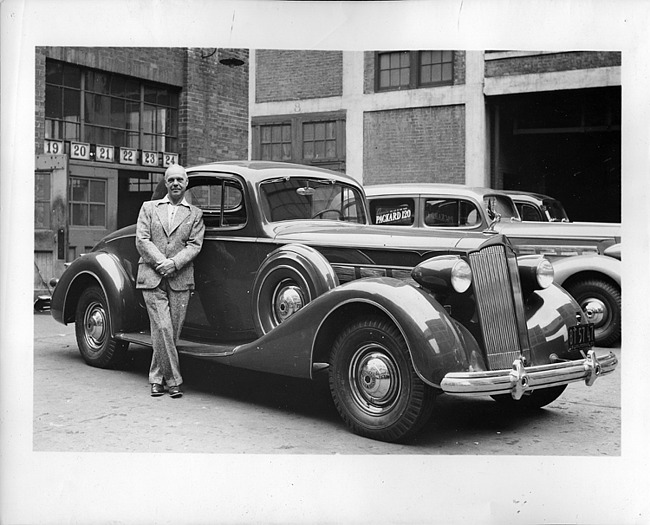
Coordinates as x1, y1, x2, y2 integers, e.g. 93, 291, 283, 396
273, 282, 305, 324
582, 298, 607, 327
84, 301, 107, 350
349, 346, 400, 415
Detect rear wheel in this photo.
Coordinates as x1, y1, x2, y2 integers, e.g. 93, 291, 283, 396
328, 317, 436, 442
566, 278, 621, 347
75, 285, 128, 368
491, 385, 567, 410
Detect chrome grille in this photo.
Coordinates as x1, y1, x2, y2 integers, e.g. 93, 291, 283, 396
469, 244, 523, 370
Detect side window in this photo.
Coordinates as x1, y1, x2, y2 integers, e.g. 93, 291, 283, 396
369, 198, 414, 226
519, 203, 543, 221
424, 198, 479, 227
188, 178, 246, 228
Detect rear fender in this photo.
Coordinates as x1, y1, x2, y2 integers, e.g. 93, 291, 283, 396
51, 251, 143, 334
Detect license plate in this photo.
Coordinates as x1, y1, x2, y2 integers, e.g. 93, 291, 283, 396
569, 323, 595, 350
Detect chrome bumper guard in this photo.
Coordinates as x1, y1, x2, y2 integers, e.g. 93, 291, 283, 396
440, 350, 618, 399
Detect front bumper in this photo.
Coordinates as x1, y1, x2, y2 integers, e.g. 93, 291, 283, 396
440, 350, 618, 399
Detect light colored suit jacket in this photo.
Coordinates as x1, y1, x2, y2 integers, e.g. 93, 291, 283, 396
135, 198, 205, 291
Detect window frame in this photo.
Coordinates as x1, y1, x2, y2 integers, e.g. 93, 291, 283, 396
45, 59, 180, 153
252, 111, 347, 172
68, 176, 108, 228
375, 51, 454, 92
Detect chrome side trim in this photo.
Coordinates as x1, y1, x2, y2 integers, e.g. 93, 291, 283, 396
440, 350, 617, 398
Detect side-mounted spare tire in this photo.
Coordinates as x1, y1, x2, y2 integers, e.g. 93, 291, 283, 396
75, 285, 129, 368
251, 244, 339, 335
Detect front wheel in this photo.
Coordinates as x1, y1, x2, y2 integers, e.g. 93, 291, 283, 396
565, 278, 621, 347
328, 317, 436, 442
491, 385, 567, 410
75, 285, 128, 368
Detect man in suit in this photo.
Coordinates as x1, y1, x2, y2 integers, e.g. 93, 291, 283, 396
136, 164, 205, 398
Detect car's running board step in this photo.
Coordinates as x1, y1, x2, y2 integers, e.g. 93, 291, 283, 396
115, 332, 237, 357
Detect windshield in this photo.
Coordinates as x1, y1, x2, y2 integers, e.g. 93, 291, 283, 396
483, 195, 520, 221
260, 177, 367, 224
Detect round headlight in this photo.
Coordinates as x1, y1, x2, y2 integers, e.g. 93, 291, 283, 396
536, 258, 554, 289
451, 259, 472, 293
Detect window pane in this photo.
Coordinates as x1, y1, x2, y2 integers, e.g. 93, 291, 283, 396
71, 179, 88, 201
142, 104, 155, 133
282, 125, 291, 142
442, 63, 452, 80
63, 63, 81, 89
45, 85, 62, 119
63, 88, 80, 121
156, 108, 166, 134
144, 86, 157, 104
326, 140, 336, 158
126, 101, 139, 130
303, 123, 314, 141
86, 70, 109, 94
126, 132, 139, 148
141, 134, 154, 150
125, 79, 140, 100
109, 128, 125, 147
303, 142, 313, 159
110, 75, 125, 97
89, 205, 106, 226
71, 203, 88, 225
64, 122, 79, 141
89, 180, 105, 202
110, 97, 125, 128
46, 61, 64, 85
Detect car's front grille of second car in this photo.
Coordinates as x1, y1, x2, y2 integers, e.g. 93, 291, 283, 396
469, 244, 526, 370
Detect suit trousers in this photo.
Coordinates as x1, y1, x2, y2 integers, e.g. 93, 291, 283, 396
142, 278, 191, 387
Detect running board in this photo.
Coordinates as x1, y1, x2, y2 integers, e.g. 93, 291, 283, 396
115, 332, 237, 357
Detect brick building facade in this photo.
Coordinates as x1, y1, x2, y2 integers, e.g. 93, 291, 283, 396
34, 47, 249, 297
251, 49, 621, 222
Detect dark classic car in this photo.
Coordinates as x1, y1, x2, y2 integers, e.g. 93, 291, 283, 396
51, 162, 617, 443
365, 183, 622, 347
504, 190, 571, 222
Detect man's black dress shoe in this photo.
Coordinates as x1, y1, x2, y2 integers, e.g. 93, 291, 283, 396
168, 385, 183, 398
151, 383, 165, 397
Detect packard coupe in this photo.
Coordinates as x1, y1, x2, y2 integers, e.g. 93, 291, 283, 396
51, 162, 617, 442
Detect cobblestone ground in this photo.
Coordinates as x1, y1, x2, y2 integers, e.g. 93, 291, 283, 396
32, 312, 621, 455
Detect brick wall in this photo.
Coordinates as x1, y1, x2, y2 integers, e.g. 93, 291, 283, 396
363, 105, 465, 184
486, 51, 621, 77
255, 50, 342, 102
182, 48, 249, 164
35, 47, 249, 164
363, 51, 466, 93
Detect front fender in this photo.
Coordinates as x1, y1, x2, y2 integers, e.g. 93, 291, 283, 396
551, 253, 621, 287
312, 278, 480, 387
50, 251, 144, 334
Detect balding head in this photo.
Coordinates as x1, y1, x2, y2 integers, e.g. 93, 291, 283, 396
164, 164, 189, 204
164, 163, 187, 182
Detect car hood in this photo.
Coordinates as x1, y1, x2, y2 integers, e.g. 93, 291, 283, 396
494, 220, 621, 242
269, 221, 497, 253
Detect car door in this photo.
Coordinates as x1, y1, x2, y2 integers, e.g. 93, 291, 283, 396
182, 174, 264, 343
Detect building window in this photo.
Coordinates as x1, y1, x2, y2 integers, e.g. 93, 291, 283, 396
303, 121, 337, 161
45, 59, 179, 152
252, 112, 346, 172
69, 177, 107, 227
128, 172, 163, 193
376, 51, 454, 91
260, 123, 292, 161
35, 172, 51, 229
